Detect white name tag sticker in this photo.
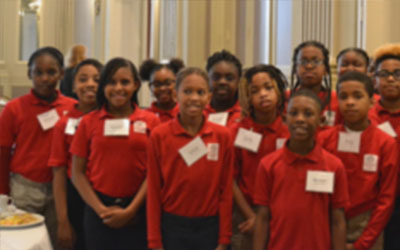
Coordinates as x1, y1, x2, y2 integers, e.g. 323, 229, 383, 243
378, 121, 397, 138
363, 154, 379, 172
65, 118, 81, 135
133, 120, 147, 134
276, 138, 286, 150
104, 119, 130, 136
37, 109, 60, 131
323, 110, 336, 126
306, 170, 335, 194
234, 128, 262, 153
338, 132, 361, 153
179, 137, 208, 167
207, 143, 219, 161
208, 112, 229, 127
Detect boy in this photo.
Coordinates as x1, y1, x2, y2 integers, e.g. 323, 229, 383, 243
319, 71, 398, 250
253, 89, 349, 250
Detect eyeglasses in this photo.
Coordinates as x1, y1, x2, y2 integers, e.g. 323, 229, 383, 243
297, 58, 323, 68
375, 70, 400, 80
150, 79, 175, 88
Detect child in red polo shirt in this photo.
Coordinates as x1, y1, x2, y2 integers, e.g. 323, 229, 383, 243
139, 58, 184, 123
204, 50, 242, 127
230, 64, 289, 250
49, 59, 103, 250
319, 71, 398, 250
70, 58, 159, 250
289, 41, 339, 128
253, 89, 349, 250
369, 44, 400, 250
147, 67, 233, 250
0, 47, 76, 249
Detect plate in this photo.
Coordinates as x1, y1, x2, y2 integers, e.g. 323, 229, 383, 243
0, 212, 44, 229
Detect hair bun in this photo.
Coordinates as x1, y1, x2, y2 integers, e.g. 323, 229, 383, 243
168, 58, 185, 74
139, 59, 158, 81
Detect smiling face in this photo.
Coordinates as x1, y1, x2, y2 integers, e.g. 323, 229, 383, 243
29, 54, 63, 99
376, 59, 400, 101
296, 46, 326, 88
208, 61, 239, 104
150, 68, 176, 106
249, 72, 279, 114
338, 80, 373, 127
177, 74, 210, 119
286, 96, 321, 142
337, 51, 368, 77
73, 65, 100, 106
104, 67, 138, 110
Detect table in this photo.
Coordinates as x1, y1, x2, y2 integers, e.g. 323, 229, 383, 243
0, 211, 53, 250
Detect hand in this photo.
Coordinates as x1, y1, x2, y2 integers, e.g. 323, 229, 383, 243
100, 206, 131, 229
215, 244, 228, 250
57, 220, 76, 249
238, 216, 256, 234
346, 243, 356, 250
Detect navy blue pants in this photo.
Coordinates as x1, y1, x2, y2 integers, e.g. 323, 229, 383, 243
66, 178, 86, 250
84, 192, 147, 250
162, 212, 219, 250
384, 196, 400, 250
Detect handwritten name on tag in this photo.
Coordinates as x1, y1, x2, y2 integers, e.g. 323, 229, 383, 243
208, 112, 229, 126
363, 154, 379, 172
234, 128, 262, 153
104, 119, 130, 136
338, 132, 361, 153
179, 137, 208, 167
207, 143, 219, 161
65, 118, 81, 135
133, 121, 147, 134
37, 109, 60, 131
305, 170, 335, 194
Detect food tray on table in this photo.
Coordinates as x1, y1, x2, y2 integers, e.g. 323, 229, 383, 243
0, 212, 44, 229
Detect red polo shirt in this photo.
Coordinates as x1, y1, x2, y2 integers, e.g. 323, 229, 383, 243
369, 101, 400, 138
203, 101, 242, 127
147, 101, 179, 123
254, 143, 349, 250
48, 106, 84, 178
0, 90, 76, 190
229, 116, 289, 204
70, 106, 160, 197
146, 118, 234, 248
318, 124, 398, 250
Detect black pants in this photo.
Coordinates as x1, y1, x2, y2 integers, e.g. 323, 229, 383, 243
384, 196, 400, 250
66, 178, 86, 250
84, 192, 147, 250
162, 212, 219, 250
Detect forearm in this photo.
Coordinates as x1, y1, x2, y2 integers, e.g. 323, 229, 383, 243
52, 167, 69, 223
0, 146, 11, 194
124, 179, 147, 218
331, 208, 346, 250
233, 181, 255, 219
253, 206, 269, 250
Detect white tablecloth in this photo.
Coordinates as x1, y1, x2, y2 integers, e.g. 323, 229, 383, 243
0, 213, 53, 250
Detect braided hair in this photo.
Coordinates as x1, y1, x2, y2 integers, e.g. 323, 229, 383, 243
290, 41, 332, 110
206, 50, 242, 77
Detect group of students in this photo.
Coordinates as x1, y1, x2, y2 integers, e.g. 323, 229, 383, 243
0, 40, 400, 250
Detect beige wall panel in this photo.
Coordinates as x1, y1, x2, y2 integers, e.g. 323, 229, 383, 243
186, 1, 208, 67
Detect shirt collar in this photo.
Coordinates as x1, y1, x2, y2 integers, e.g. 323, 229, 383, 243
242, 115, 284, 133
28, 89, 63, 107
150, 102, 179, 115
205, 101, 241, 114
98, 103, 142, 121
374, 101, 400, 116
170, 115, 213, 137
283, 141, 322, 165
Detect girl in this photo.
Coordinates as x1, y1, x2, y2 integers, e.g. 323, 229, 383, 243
253, 89, 349, 250
139, 58, 184, 122
369, 44, 400, 250
147, 67, 233, 250
336, 48, 369, 77
0, 47, 76, 249
290, 40, 338, 127
205, 50, 242, 127
49, 59, 103, 250
230, 64, 289, 250
70, 58, 159, 250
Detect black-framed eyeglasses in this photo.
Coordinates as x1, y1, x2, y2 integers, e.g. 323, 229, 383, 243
150, 79, 175, 88
297, 58, 323, 68
375, 70, 400, 80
